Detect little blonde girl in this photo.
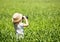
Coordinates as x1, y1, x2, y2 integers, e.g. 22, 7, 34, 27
12, 13, 29, 39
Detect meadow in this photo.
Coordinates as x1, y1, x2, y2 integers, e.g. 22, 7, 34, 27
0, 0, 60, 42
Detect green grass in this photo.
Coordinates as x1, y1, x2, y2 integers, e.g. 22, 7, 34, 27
0, 0, 60, 42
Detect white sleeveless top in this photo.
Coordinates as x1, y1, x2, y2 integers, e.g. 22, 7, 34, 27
14, 23, 24, 34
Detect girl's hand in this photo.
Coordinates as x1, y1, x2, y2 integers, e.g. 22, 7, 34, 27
23, 16, 26, 19
22, 16, 29, 27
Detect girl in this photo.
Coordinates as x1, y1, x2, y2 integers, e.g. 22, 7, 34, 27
12, 13, 29, 39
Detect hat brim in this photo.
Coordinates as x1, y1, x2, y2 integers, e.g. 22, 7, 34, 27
12, 18, 22, 23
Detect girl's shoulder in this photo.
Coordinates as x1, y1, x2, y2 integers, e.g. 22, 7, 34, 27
19, 23, 24, 26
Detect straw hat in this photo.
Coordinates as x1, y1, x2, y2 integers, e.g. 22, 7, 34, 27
12, 13, 23, 23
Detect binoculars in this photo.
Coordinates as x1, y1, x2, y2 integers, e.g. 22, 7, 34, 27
22, 16, 28, 19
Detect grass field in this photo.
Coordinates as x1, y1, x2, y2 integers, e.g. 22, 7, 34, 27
0, 0, 60, 42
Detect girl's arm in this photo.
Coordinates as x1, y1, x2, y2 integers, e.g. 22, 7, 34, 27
23, 16, 29, 27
